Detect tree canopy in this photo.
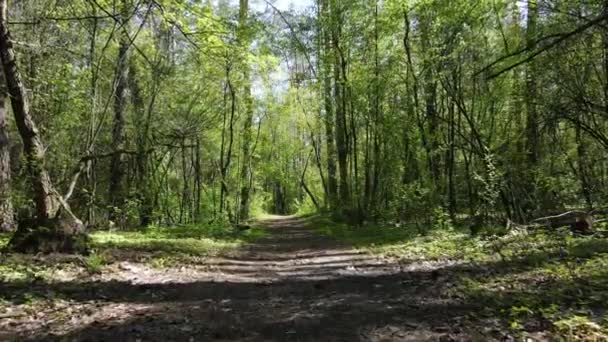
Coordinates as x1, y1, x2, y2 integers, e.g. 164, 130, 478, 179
1, 0, 608, 339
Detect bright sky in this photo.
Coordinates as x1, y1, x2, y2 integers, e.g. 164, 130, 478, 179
249, 0, 314, 98
252, 0, 313, 12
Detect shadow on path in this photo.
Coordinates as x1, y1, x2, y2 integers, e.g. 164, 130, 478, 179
0, 216, 519, 341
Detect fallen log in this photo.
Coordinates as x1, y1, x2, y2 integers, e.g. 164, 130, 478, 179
527, 209, 600, 234
507, 209, 606, 234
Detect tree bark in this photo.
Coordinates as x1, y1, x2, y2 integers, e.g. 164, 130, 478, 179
420, 10, 441, 186
220, 68, 235, 216
330, 0, 349, 209
320, 0, 338, 210
238, 0, 254, 221
0, 69, 13, 231
0, 0, 85, 252
525, 0, 539, 166
130, 61, 156, 226
108, 0, 131, 223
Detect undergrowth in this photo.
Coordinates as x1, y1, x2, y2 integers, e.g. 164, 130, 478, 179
310, 215, 608, 340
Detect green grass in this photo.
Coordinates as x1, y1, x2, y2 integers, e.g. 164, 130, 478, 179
91, 223, 265, 256
0, 222, 267, 311
309, 215, 487, 261
311, 215, 608, 339
0, 222, 267, 282
0, 223, 267, 260
310, 216, 417, 245
88, 223, 267, 266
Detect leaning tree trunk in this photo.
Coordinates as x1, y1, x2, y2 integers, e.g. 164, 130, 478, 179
0, 69, 13, 231
0, 0, 86, 253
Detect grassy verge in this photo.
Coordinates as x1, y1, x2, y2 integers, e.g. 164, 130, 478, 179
310, 215, 608, 339
0, 222, 267, 314
90, 223, 266, 263
0, 222, 266, 281
309, 215, 488, 261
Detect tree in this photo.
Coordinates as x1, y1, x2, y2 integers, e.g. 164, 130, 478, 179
0, 0, 85, 252
108, 0, 132, 223
0, 69, 12, 231
524, 0, 539, 167
330, 0, 350, 209
319, 0, 338, 210
238, 0, 254, 221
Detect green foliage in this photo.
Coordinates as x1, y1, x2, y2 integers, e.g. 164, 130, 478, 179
311, 216, 417, 247
553, 315, 608, 341
83, 252, 107, 274
453, 232, 608, 340
432, 207, 453, 231
0, 222, 267, 298
390, 182, 436, 230
0, 232, 9, 249
311, 215, 485, 261
0, 255, 61, 283
314, 214, 608, 336
474, 152, 503, 216
90, 223, 267, 264
296, 197, 319, 216
507, 305, 534, 331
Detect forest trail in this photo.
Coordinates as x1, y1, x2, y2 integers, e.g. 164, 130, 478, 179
4, 216, 487, 341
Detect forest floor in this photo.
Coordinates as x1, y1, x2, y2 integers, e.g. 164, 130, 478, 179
1, 215, 608, 341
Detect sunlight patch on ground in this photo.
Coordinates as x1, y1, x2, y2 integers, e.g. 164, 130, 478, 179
255, 213, 297, 220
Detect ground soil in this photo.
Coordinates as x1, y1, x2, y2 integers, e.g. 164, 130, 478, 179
0, 216, 511, 341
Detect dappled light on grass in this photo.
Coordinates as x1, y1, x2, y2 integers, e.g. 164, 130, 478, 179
309, 215, 608, 338
2, 217, 608, 340
92, 233, 240, 257
309, 216, 418, 246
0, 223, 268, 311
309, 215, 486, 261
89, 224, 267, 264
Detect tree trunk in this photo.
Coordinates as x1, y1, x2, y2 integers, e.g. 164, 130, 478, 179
238, 0, 253, 221
420, 11, 441, 187
447, 78, 457, 221
525, 0, 539, 166
370, 0, 381, 213
108, 0, 131, 223
0, 69, 13, 231
220, 68, 235, 216
320, 0, 338, 210
0, 0, 86, 253
330, 0, 349, 209
129, 61, 154, 226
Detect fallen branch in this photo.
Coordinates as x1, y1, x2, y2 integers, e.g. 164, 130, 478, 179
531, 210, 588, 226
509, 209, 602, 234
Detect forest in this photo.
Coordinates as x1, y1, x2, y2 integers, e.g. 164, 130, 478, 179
1, 0, 608, 340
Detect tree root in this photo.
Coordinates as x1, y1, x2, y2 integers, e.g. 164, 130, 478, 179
6, 220, 89, 254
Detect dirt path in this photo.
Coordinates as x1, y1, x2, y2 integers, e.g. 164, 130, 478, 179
2, 216, 492, 341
